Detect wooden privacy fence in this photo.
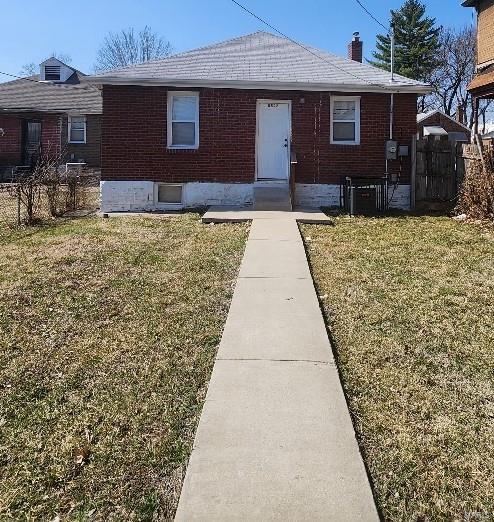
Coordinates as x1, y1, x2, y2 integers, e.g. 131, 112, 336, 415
413, 139, 466, 203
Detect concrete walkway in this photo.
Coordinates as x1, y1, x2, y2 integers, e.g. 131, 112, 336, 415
175, 214, 379, 521
201, 205, 333, 224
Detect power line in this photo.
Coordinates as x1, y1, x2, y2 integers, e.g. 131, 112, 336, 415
0, 70, 42, 84
229, 0, 389, 89
354, 0, 389, 32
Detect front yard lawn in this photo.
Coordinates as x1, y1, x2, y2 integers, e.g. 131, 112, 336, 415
0, 215, 248, 520
302, 216, 494, 521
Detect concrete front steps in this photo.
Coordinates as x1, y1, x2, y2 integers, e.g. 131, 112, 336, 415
253, 180, 291, 211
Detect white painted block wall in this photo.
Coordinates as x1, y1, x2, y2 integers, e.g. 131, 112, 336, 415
186, 182, 253, 208
100, 181, 253, 212
294, 183, 411, 210
100, 181, 411, 212
100, 181, 154, 212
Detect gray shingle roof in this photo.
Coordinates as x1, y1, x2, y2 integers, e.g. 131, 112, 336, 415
0, 71, 102, 114
417, 109, 471, 132
87, 31, 430, 93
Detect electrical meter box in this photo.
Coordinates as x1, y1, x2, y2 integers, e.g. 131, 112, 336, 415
385, 140, 398, 160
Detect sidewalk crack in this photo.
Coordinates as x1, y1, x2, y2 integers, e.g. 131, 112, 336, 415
216, 357, 335, 365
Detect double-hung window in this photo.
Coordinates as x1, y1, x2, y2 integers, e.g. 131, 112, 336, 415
330, 96, 360, 145
167, 91, 199, 149
68, 115, 86, 143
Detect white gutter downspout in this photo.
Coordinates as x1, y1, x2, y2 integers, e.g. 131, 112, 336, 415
386, 23, 396, 176
390, 22, 395, 141
390, 92, 394, 141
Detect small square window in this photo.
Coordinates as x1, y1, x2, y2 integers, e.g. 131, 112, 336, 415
157, 184, 183, 205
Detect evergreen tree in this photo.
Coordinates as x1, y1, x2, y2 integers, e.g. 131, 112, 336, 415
369, 0, 441, 82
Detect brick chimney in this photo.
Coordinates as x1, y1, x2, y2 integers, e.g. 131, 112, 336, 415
348, 32, 363, 63
456, 105, 465, 125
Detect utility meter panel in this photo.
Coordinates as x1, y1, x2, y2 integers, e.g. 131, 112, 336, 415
386, 140, 398, 160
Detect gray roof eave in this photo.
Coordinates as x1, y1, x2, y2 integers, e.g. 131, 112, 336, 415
0, 107, 102, 114
83, 75, 431, 94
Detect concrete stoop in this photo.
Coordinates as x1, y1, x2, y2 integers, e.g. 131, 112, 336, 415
253, 181, 291, 211
201, 206, 333, 224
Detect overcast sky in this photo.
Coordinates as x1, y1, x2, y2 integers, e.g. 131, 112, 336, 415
0, 0, 475, 81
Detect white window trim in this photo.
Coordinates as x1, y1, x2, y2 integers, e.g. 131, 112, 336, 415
330, 96, 361, 146
154, 183, 184, 209
167, 91, 199, 149
68, 115, 87, 144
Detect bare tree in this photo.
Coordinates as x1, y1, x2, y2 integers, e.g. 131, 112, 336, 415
427, 25, 492, 130
49, 52, 72, 65
9, 142, 67, 224
94, 26, 172, 72
428, 26, 475, 119
19, 63, 37, 77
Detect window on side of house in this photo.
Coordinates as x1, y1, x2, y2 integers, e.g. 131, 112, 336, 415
156, 183, 183, 207
331, 96, 361, 145
167, 92, 199, 149
68, 115, 86, 143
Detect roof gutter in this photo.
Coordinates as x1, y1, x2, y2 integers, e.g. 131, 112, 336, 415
82, 76, 431, 95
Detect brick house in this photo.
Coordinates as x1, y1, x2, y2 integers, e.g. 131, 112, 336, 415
0, 57, 102, 174
463, 0, 494, 132
86, 32, 429, 211
417, 110, 471, 142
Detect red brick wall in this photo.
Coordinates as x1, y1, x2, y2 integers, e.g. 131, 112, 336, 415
102, 86, 417, 184
61, 114, 102, 167
0, 113, 62, 166
40, 114, 62, 158
0, 115, 22, 164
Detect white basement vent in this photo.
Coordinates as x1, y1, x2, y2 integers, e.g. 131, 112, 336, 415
157, 184, 183, 205
44, 65, 61, 81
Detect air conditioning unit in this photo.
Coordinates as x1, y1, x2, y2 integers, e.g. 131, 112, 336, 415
341, 177, 388, 215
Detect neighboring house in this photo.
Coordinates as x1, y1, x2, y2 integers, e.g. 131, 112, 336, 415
417, 110, 471, 142
86, 32, 429, 212
0, 57, 102, 172
463, 0, 494, 133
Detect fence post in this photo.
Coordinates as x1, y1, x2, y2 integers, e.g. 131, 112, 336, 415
16, 186, 21, 226
410, 138, 417, 211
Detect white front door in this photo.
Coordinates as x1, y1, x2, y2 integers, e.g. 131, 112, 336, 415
256, 101, 291, 180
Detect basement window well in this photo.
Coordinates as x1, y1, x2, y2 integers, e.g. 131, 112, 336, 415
156, 183, 183, 208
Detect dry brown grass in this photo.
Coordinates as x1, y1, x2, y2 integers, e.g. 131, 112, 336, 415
302, 216, 494, 521
0, 214, 248, 520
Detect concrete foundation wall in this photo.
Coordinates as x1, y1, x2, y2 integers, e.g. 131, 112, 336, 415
100, 181, 411, 212
388, 184, 411, 210
295, 183, 410, 210
100, 181, 253, 212
294, 184, 340, 208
